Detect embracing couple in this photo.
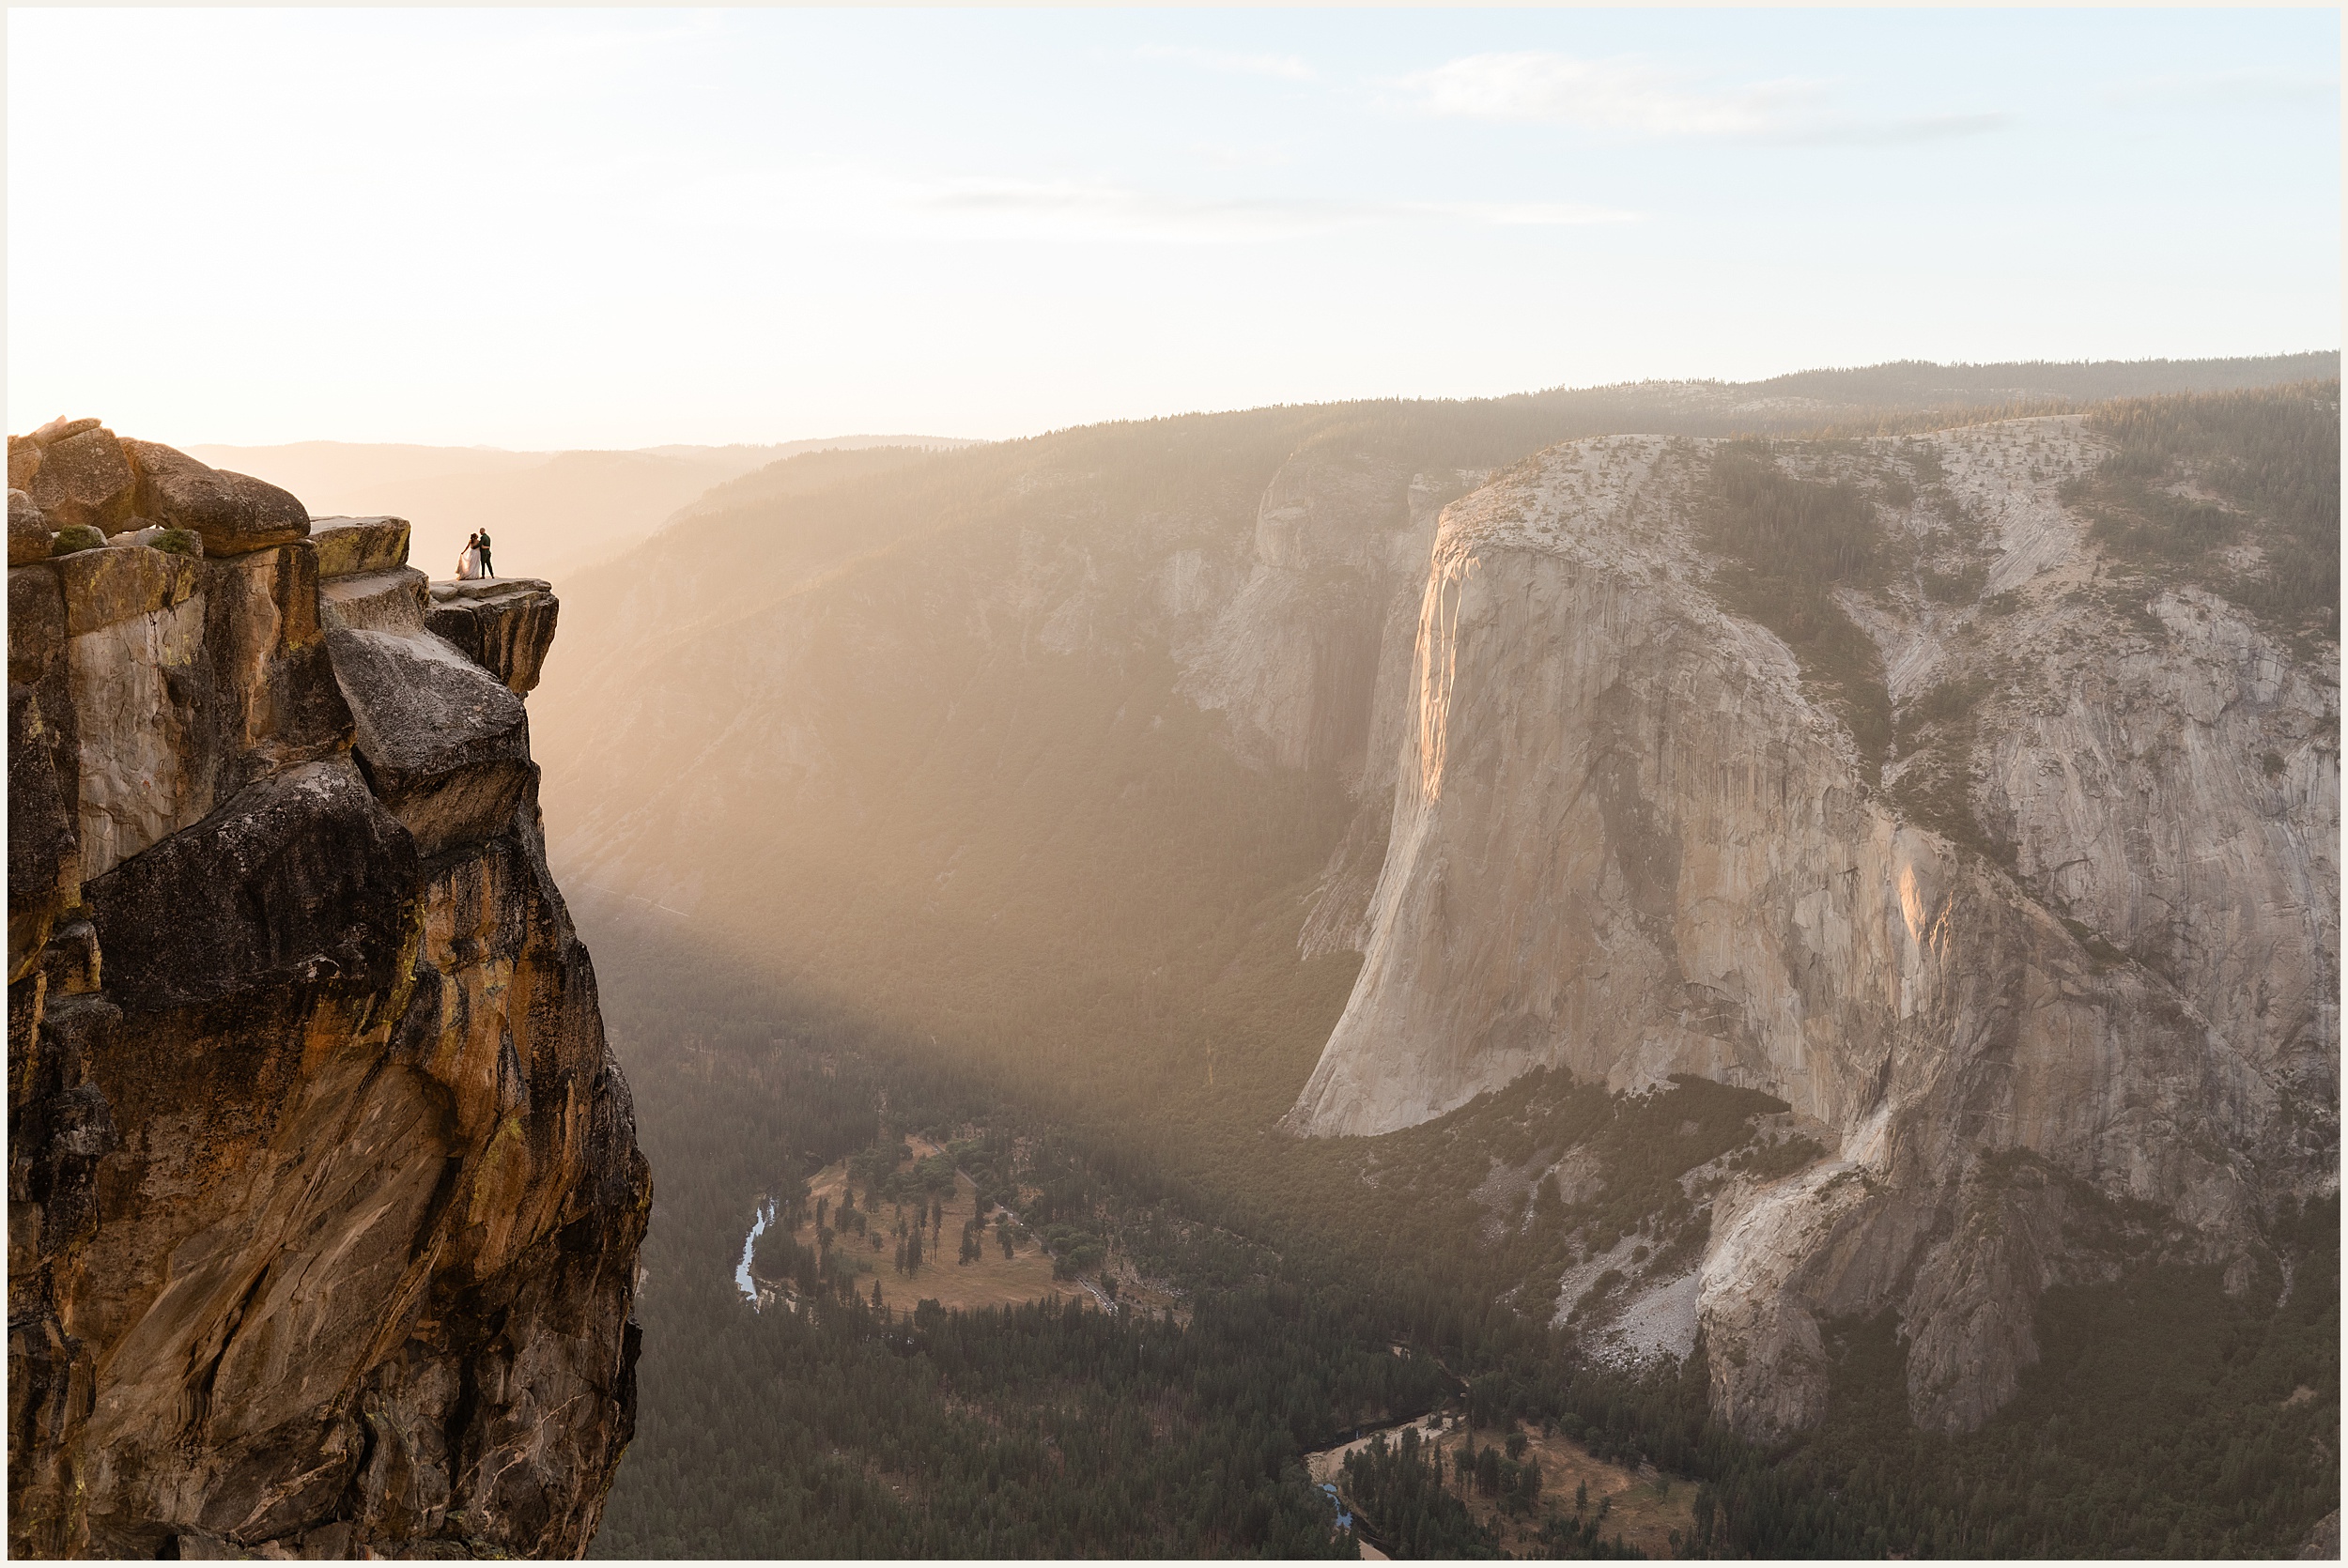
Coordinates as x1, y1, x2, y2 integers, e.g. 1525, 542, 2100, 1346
456, 529, 496, 580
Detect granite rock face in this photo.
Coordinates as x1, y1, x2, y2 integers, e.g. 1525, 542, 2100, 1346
427, 578, 560, 695
6, 425, 646, 1558
329, 628, 534, 857
1284, 424, 2339, 1436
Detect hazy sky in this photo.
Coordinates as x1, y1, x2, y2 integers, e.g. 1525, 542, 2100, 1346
9, 8, 2339, 448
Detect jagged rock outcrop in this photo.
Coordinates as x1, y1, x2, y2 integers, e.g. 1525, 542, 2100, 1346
426, 578, 560, 696
1283, 423, 2338, 1435
7, 427, 647, 1558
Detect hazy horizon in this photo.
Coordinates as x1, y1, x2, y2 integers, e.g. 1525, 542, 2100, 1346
18, 355, 2345, 457
10, 8, 2337, 449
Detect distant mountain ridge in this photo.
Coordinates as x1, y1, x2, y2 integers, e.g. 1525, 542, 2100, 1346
1734, 351, 2340, 405
185, 434, 973, 584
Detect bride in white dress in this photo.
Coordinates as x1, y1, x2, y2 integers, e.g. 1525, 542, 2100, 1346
456, 532, 482, 580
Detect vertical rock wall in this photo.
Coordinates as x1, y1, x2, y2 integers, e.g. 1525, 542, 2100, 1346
8, 423, 646, 1559
1283, 426, 2338, 1436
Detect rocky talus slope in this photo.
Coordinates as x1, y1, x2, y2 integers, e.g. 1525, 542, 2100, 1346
8, 419, 648, 1558
1285, 423, 2338, 1435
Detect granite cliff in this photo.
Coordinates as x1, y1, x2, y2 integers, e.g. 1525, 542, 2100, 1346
8, 418, 648, 1558
1282, 418, 2338, 1435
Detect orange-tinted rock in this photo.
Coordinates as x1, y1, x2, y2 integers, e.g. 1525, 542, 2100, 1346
25, 428, 136, 533
121, 439, 308, 557
309, 515, 411, 579
9, 490, 52, 565
8, 438, 44, 492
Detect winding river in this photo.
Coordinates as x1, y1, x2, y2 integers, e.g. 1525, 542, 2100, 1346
735, 1200, 776, 1307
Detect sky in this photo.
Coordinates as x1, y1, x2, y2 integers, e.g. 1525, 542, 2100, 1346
8, 8, 2340, 449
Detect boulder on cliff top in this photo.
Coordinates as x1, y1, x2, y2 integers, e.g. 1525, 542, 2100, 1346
309, 515, 411, 579
26, 426, 138, 533
426, 577, 559, 695
118, 438, 308, 557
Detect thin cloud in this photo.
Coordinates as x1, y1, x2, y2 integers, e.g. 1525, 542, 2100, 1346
1137, 44, 1316, 83
692, 166, 1635, 245
1397, 52, 1817, 136
1191, 141, 1297, 169
1391, 51, 2007, 146
2105, 69, 2338, 111
916, 177, 1635, 242
1778, 113, 2014, 146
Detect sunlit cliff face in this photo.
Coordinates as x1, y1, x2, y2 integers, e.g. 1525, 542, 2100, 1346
1286, 423, 2332, 1433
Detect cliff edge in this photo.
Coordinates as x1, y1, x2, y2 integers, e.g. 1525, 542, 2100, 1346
8, 420, 649, 1558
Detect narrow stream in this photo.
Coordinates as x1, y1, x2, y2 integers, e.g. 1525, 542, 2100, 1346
735, 1199, 776, 1307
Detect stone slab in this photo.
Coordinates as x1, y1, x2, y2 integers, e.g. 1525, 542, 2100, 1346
25, 428, 136, 533
310, 516, 411, 580
319, 568, 429, 637
425, 578, 559, 695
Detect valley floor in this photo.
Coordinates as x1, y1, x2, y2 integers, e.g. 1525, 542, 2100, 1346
1308, 1413, 1695, 1558
584, 923, 2340, 1560
747, 1134, 1194, 1319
